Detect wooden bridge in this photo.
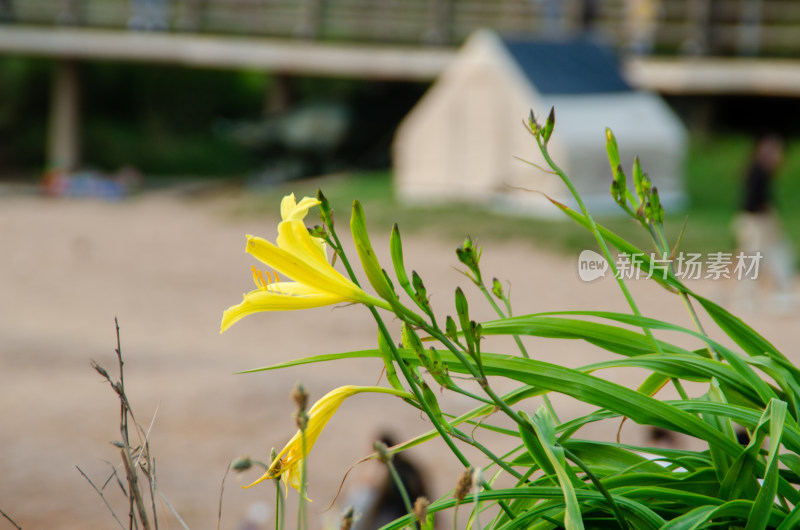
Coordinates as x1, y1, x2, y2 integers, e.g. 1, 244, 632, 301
6, 0, 800, 57
3, 0, 800, 171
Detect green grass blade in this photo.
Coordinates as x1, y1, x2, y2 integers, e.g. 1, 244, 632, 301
746, 399, 788, 530
522, 408, 584, 530
691, 294, 789, 365
480, 315, 691, 357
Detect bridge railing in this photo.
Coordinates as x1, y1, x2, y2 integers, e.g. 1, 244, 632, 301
3, 0, 800, 57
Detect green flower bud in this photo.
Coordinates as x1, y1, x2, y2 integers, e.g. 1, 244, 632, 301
614, 164, 627, 206
377, 330, 403, 391
491, 277, 504, 299
317, 189, 333, 228
351, 200, 398, 304
308, 225, 328, 239
420, 381, 449, 432
605, 128, 621, 171
528, 109, 539, 133
411, 271, 432, 313
445, 315, 458, 341
456, 237, 482, 282
231, 455, 253, 472
632, 156, 648, 205
650, 187, 664, 224
390, 223, 412, 291
454, 287, 474, 354
542, 106, 555, 144
610, 179, 620, 203
428, 347, 453, 389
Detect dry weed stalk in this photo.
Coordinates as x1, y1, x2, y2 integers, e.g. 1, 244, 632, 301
80, 318, 188, 530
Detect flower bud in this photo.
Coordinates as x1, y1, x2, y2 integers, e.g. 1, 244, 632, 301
411, 271, 432, 312
390, 224, 412, 291
614, 164, 627, 206
632, 156, 651, 205
610, 179, 620, 203
231, 455, 253, 472
455, 237, 481, 281
351, 200, 398, 304
542, 107, 555, 144
317, 189, 333, 228
308, 225, 328, 239
445, 316, 458, 341
528, 109, 539, 133
605, 128, 621, 171
650, 187, 664, 224
454, 287, 473, 354
491, 278, 504, 299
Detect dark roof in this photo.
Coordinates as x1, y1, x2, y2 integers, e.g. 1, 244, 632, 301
501, 37, 631, 95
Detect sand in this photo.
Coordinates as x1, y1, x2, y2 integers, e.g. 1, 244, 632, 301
1, 189, 797, 529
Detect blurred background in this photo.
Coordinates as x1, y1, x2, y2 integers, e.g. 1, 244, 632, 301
2, 0, 800, 249
2, 1, 800, 529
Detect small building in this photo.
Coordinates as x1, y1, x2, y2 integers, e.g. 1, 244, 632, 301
393, 30, 687, 217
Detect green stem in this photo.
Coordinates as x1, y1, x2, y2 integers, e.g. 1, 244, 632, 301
297, 424, 307, 530
478, 282, 532, 361
451, 429, 523, 480
672, 378, 690, 401
563, 448, 629, 530
323, 199, 521, 521
386, 459, 417, 530
324, 219, 478, 472
536, 136, 664, 357
369, 307, 474, 467
274, 479, 284, 530
421, 323, 531, 432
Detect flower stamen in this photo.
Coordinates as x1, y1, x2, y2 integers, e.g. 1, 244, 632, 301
252, 266, 283, 292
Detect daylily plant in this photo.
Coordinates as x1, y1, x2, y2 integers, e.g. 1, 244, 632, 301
220, 194, 390, 332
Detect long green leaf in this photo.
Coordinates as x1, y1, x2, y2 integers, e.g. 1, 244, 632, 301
516, 310, 778, 406
746, 399, 788, 530
480, 315, 692, 357
379, 486, 666, 530
522, 408, 584, 530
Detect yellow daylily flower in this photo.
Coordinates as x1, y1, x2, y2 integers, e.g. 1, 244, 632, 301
245, 385, 411, 494
221, 194, 390, 332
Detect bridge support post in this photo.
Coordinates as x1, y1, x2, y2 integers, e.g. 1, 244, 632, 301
47, 59, 81, 171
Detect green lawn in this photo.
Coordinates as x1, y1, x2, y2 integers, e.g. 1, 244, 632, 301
235, 134, 800, 261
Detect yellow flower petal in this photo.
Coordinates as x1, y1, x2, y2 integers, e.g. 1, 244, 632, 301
281, 193, 321, 223
220, 193, 391, 334
246, 235, 367, 302
276, 220, 332, 273
243, 385, 412, 494
220, 287, 343, 333
244, 385, 361, 491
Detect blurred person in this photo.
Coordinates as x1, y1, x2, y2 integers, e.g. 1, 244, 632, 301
336, 433, 428, 530
732, 134, 796, 313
